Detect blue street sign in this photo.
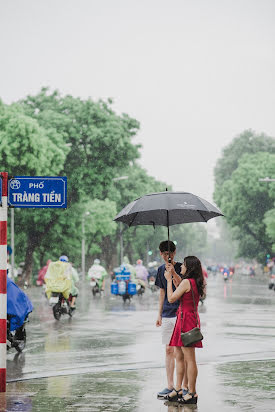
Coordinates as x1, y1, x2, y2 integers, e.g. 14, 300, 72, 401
8, 177, 67, 208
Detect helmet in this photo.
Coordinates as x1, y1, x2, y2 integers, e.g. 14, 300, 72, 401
94, 259, 100, 264
59, 255, 69, 262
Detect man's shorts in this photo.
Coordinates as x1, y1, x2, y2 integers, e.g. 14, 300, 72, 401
161, 317, 176, 345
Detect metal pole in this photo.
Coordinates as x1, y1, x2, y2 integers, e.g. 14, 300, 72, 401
0, 172, 8, 392
81, 216, 85, 279
120, 222, 123, 265
11, 209, 14, 279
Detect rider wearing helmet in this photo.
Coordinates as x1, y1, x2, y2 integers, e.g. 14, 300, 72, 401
59, 256, 80, 308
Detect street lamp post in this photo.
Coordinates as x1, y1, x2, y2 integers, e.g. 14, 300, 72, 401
81, 211, 90, 279
11, 208, 15, 278
112, 176, 128, 265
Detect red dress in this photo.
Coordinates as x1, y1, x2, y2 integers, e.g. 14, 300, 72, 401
169, 278, 203, 348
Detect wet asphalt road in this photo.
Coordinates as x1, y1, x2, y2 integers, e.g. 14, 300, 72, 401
3, 274, 275, 411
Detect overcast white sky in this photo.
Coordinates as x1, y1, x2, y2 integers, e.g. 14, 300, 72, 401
1, 0, 275, 203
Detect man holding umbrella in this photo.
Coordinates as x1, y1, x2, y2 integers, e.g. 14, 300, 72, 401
155, 240, 187, 399
114, 190, 223, 399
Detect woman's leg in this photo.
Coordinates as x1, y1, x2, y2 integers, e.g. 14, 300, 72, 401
173, 347, 185, 391
182, 347, 198, 396
181, 349, 188, 390
166, 345, 175, 389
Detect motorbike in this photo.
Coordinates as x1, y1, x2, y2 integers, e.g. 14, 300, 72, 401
7, 277, 33, 352
49, 292, 74, 320
111, 265, 137, 303
90, 277, 102, 297
223, 271, 229, 281
148, 275, 158, 293
136, 279, 146, 296
268, 274, 275, 290
7, 315, 28, 353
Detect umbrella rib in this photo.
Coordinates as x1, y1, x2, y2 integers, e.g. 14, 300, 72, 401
129, 212, 138, 227
199, 211, 207, 222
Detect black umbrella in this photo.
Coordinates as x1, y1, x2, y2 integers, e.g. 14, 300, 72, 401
114, 191, 224, 260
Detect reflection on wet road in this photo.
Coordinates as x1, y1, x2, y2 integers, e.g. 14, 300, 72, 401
5, 275, 275, 411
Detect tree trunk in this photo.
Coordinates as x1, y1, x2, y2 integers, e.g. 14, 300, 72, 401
23, 235, 37, 285
22, 216, 60, 285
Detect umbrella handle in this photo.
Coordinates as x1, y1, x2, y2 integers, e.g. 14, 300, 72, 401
167, 210, 171, 263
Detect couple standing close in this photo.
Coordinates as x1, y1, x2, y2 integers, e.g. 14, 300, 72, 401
155, 241, 204, 405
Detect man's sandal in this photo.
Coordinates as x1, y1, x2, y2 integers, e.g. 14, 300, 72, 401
178, 391, 198, 404
165, 388, 183, 401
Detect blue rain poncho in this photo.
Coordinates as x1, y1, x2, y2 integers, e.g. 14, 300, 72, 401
7, 277, 33, 332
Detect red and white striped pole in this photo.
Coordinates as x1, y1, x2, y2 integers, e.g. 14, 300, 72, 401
0, 172, 8, 392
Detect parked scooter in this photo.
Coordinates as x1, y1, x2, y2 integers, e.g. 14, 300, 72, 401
7, 277, 33, 353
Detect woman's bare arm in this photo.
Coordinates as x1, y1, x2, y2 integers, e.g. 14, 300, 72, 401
166, 277, 190, 303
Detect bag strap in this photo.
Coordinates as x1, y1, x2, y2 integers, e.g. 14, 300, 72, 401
189, 280, 199, 327
181, 279, 199, 330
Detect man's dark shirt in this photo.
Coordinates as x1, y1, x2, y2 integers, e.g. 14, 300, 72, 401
155, 262, 182, 318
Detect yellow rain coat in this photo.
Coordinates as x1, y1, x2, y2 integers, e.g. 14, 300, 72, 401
45, 261, 72, 300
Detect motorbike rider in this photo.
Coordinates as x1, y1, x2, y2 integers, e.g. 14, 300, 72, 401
7, 276, 33, 351
45, 255, 73, 305
148, 261, 158, 280
87, 259, 107, 293
37, 259, 52, 286
70, 261, 79, 308
135, 259, 148, 288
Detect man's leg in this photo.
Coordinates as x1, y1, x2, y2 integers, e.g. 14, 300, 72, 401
157, 317, 176, 398
165, 344, 175, 389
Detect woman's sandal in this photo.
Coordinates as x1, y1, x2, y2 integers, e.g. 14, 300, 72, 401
165, 388, 183, 401
178, 391, 198, 404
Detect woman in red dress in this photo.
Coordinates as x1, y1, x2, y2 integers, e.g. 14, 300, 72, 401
164, 256, 205, 405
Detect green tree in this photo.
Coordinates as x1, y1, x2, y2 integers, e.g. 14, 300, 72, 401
1, 89, 141, 282
216, 152, 275, 261
214, 129, 275, 195
264, 208, 275, 253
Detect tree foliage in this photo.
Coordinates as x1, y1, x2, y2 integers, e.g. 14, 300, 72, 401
1, 88, 218, 280
215, 142, 275, 260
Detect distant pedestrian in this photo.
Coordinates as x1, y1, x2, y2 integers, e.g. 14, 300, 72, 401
165, 256, 205, 405
155, 241, 187, 400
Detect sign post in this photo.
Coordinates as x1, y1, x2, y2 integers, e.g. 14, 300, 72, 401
0, 174, 67, 392
0, 172, 8, 392
9, 177, 67, 208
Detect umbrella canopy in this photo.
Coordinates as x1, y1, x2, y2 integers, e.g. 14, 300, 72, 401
114, 191, 223, 227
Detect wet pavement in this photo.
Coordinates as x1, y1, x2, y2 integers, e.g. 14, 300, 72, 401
2, 274, 275, 411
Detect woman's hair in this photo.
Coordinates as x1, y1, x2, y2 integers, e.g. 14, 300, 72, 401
183, 256, 205, 297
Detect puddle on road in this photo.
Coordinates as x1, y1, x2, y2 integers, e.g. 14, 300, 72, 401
216, 359, 275, 412
5, 370, 141, 412
3, 360, 275, 412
